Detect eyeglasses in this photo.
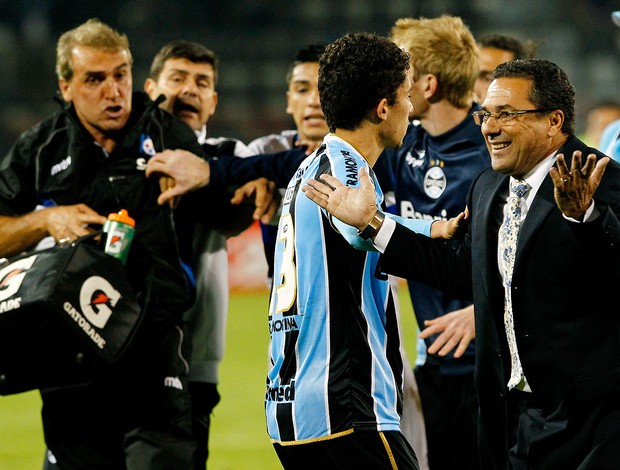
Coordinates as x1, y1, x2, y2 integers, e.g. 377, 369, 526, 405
472, 109, 551, 126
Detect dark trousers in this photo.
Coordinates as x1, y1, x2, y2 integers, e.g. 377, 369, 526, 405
414, 365, 480, 470
189, 381, 221, 470
509, 390, 620, 469
41, 326, 194, 470
274, 430, 419, 470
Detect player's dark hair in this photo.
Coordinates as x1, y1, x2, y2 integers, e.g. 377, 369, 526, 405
319, 32, 410, 131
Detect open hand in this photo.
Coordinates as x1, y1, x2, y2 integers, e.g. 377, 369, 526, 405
302, 166, 378, 230
419, 305, 475, 358
549, 151, 609, 220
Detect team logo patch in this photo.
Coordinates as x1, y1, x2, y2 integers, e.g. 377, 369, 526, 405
424, 166, 447, 199
140, 134, 156, 156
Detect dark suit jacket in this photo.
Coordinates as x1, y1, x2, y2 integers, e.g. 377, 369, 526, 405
380, 135, 620, 469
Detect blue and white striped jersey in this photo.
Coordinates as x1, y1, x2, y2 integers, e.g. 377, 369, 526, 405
266, 134, 432, 444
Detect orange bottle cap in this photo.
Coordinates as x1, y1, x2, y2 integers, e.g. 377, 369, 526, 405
107, 209, 135, 227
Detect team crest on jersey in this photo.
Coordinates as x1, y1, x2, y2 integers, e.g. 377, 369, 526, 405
140, 134, 156, 156
424, 166, 446, 199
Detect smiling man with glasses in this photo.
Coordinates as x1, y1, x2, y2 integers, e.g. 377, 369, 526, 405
478, 59, 577, 179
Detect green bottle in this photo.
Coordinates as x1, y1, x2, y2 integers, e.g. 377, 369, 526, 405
102, 209, 135, 265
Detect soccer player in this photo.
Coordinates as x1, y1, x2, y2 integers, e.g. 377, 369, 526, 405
265, 32, 455, 469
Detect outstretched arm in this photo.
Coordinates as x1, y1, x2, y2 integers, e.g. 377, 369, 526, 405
0, 205, 106, 257
147, 148, 309, 206
302, 166, 467, 239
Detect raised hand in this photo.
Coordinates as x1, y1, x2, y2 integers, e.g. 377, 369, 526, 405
549, 151, 609, 220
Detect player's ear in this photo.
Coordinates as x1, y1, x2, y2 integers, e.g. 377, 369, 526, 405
375, 98, 389, 123
423, 74, 438, 100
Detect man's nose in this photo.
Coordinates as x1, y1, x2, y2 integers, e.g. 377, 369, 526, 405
181, 79, 199, 96
309, 88, 320, 106
103, 78, 121, 98
482, 116, 501, 134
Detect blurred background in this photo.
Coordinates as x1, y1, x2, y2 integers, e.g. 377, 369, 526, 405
0, 0, 619, 157
0, 1, 619, 468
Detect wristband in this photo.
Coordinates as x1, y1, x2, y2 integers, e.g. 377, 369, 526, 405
357, 210, 385, 240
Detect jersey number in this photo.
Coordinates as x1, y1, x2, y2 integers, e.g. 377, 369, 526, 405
275, 213, 297, 313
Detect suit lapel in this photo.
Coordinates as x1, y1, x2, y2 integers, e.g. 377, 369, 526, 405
476, 173, 507, 299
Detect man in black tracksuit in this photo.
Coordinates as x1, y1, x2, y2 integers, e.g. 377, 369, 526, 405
0, 19, 209, 469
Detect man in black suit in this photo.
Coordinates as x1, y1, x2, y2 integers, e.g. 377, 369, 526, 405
302, 58, 620, 469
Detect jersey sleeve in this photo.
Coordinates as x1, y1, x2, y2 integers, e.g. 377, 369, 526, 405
208, 148, 307, 188
387, 213, 432, 237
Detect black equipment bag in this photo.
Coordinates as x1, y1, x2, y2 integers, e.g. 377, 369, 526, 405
0, 236, 142, 395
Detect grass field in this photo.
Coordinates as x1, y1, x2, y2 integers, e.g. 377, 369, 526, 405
0, 288, 418, 469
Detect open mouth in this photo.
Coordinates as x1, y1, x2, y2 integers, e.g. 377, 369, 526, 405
174, 100, 200, 115
106, 105, 122, 113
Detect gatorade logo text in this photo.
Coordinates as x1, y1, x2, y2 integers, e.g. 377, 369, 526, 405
63, 302, 107, 349
0, 255, 37, 311
79, 276, 121, 328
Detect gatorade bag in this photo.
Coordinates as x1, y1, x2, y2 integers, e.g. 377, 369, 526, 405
0, 235, 142, 395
